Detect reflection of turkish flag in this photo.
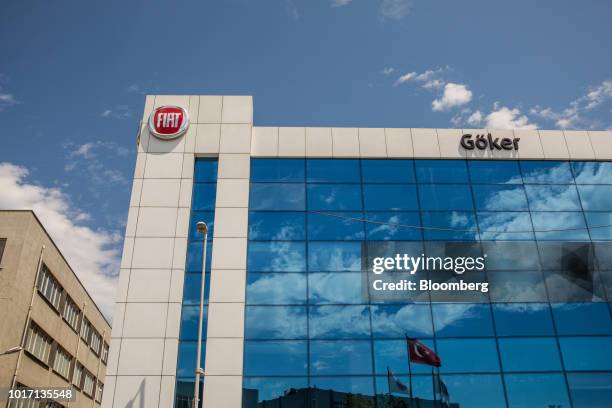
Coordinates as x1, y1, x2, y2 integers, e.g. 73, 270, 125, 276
407, 338, 441, 367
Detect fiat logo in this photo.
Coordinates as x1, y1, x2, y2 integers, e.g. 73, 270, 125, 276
148, 106, 189, 140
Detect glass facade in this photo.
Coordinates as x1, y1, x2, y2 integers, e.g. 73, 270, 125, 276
242, 159, 612, 408
175, 158, 218, 408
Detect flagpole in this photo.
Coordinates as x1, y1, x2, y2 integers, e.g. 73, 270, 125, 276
405, 334, 414, 408
431, 367, 437, 408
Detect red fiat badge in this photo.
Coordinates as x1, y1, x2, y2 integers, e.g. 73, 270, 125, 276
148, 106, 189, 140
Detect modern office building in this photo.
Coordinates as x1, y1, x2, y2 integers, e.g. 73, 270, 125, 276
0, 210, 111, 407
104, 95, 612, 408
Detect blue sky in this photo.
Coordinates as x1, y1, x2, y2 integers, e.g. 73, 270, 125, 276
0, 0, 610, 317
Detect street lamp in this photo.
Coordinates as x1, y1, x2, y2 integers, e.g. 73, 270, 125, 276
193, 221, 209, 408
0, 346, 22, 356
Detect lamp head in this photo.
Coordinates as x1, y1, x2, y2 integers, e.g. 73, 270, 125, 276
196, 222, 208, 234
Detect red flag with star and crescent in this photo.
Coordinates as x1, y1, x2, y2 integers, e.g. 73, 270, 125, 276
407, 338, 441, 367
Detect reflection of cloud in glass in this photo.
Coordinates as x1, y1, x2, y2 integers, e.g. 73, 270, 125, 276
494, 303, 549, 312
431, 303, 479, 332
309, 306, 370, 338
370, 305, 433, 337
526, 185, 581, 211
572, 162, 612, 184
449, 212, 470, 227
247, 274, 306, 304
246, 306, 307, 339
308, 243, 361, 271
269, 242, 306, 271
478, 186, 527, 211
478, 212, 533, 239
521, 162, 572, 184
309, 273, 362, 304
368, 215, 401, 237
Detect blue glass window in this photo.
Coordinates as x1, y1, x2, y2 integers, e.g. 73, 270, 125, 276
176, 341, 205, 378
568, 372, 612, 408
418, 184, 473, 211
248, 242, 306, 272
436, 339, 499, 373
438, 374, 505, 408
375, 374, 434, 400
488, 271, 548, 302
186, 241, 213, 272
585, 212, 612, 240
432, 303, 494, 337
505, 374, 570, 408
307, 159, 360, 183
371, 304, 433, 338
469, 160, 522, 184
192, 183, 217, 211
365, 212, 422, 240
249, 183, 305, 210
478, 212, 534, 240
309, 340, 372, 375
572, 161, 612, 184
499, 338, 562, 371
243, 341, 307, 376
307, 212, 364, 240
306, 159, 361, 183
492, 303, 554, 336
363, 184, 418, 210
552, 303, 612, 335
531, 212, 590, 240
179, 305, 207, 340
309, 376, 374, 396
308, 273, 363, 304
309, 305, 370, 338
421, 211, 479, 240
525, 185, 582, 211
194, 159, 218, 182
472, 185, 528, 210
578, 185, 612, 211
250, 158, 304, 182
242, 377, 308, 403
248, 212, 305, 240
245, 306, 307, 339
246, 273, 307, 305
560, 337, 612, 371
361, 159, 415, 183
373, 339, 435, 375
308, 242, 361, 271
307, 184, 362, 210
481, 241, 541, 270
181, 273, 210, 304
415, 160, 469, 183
520, 161, 574, 184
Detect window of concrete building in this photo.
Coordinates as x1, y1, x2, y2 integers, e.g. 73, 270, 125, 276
83, 371, 95, 397
24, 322, 52, 365
80, 318, 91, 344
52, 346, 72, 380
90, 330, 101, 356
62, 296, 80, 332
95, 382, 103, 403
0, 238, 6, 265
37, 264, 62, 310
101, 342, 109, 364
73, 363, 83, 389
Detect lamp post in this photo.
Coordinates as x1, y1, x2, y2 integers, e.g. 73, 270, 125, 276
193, 222, 208, 408
0, 346, 22, 356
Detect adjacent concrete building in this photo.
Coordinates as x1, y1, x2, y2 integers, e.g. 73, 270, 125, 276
0, 211, 111, 407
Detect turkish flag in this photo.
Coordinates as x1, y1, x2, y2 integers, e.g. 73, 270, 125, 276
407, 338, 441, 367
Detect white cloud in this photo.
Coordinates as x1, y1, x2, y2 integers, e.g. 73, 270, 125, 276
395, 71, 417, 86
330, 0, 352, 7
380, 0, 412, 19
394, 68, 447, 88
530, 79, 611, 129
0, 73, 19, 110
485, 105, 537, 129
63, 141, 130, 186
0, 163, 120, 320
99, 105, 131, 120
467, 110, 483, 126
381, 67, 395, 76
126, 84, 141, 93
432, 83, 473, 111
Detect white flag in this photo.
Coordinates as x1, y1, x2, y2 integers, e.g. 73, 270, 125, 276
387, 368, 409, 395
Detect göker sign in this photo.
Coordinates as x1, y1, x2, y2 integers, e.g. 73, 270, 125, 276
461, 133, 520, 151
149, 106, 190, 140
